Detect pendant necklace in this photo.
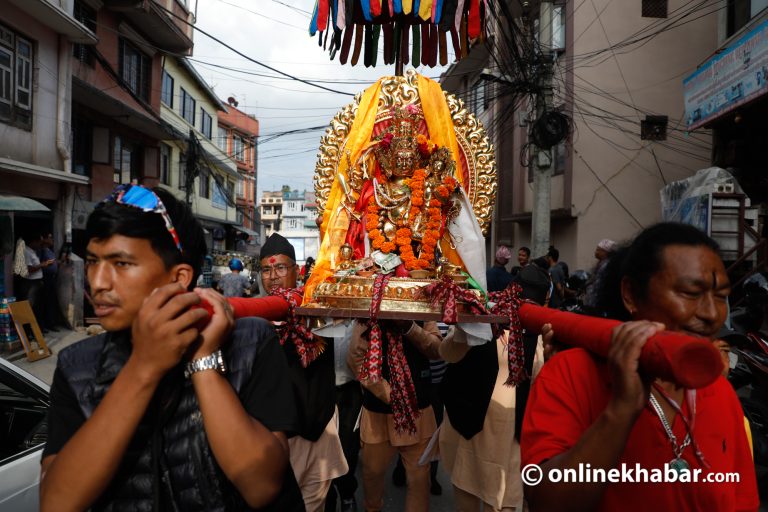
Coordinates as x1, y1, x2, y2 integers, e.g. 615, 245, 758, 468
648, 392, 692, 473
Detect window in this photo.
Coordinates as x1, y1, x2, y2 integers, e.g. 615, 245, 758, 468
552, 4, 565, 51
199, 172, 210, 198
237, 209, 244, 226
217, 127, 227, 152
642, 0, 667, 18
118, 38, 150, 101
160, 144, 170, 184
113, 136, 139, 184
180, 87, 195, 125
179, 152, 187, 189
212, 179, 226, 208
72, 116, 92, 176
233, 135, 244, 160
201, 108, 212, 139
641, 115, 668, 141
237, 178, 244, 197
0, 24, 33, 129
73, 1, 96, 66
161, 70, 174, 107
227, 181, 234, 202
726, 0, 764, 37
553, 140, 567, 176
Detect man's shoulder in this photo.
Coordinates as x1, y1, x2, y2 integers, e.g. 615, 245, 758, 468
58, 333, 109, 366
227, 317, 279, 356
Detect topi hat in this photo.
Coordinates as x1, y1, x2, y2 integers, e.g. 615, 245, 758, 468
260, 233, 295, 261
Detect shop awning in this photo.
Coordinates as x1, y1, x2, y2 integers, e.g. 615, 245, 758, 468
0, 158, 90, 185
233, 226, 259, 237
8, 0, 98, 44
0, 195, 50, 212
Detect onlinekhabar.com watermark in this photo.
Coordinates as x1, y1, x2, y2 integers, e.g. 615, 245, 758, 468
521, 463, 741, 486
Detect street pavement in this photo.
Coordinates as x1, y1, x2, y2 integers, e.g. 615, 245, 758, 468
3, 327, 457, 511
6, 327, 89, 384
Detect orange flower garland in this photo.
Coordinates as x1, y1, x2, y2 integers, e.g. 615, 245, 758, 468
363, 133, 456, 270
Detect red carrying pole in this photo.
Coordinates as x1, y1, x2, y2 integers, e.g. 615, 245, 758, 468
518, 303, 723, 389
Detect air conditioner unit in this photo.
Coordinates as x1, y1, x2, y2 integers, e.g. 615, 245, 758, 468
714, 183, 735, 193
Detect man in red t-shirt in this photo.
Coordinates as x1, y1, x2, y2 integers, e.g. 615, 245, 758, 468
522, 348, 758, 511
520, 223, 759, 512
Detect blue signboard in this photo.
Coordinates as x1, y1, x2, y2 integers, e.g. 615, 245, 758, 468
683, 18, 768, 130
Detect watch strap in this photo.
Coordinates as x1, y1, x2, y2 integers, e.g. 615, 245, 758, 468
184, 350, 226, 379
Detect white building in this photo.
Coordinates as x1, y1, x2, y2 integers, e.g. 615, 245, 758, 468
259, 187, 319, 264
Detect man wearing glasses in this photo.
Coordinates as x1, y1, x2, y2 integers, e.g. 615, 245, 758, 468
259, 233, 348, 512
40, 185, 304, 511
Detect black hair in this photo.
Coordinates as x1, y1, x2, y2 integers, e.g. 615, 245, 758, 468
532, 256, 549, 270
594, 222, 720, 320
85, 187, 207, 289
547, 246, 559, 261
519, 246, 531, 257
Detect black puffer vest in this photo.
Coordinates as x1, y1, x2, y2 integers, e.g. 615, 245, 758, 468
57, 317, 276, 512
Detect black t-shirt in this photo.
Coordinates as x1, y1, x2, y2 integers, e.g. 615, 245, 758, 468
281, 336, 336, 442
44, 333, 304, 511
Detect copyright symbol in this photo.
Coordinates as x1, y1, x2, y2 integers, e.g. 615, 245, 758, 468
522, 463, 543, 486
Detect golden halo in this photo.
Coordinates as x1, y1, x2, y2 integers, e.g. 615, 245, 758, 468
313, 69, 497, 236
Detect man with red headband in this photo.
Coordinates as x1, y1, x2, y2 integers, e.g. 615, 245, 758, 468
40, 186, 303, 511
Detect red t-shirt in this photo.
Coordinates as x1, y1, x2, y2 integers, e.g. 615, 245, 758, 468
521, 348, 759, 511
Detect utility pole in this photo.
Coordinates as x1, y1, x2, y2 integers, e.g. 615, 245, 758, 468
531, 0, 554, 258
186, 129, 198, 206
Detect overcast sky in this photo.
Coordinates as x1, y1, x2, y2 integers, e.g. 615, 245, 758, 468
192, 0, 450, 199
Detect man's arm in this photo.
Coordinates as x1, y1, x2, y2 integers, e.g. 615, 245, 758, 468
189, 288, 289, 508
400, 320, 442, 360
40, 285, 208, 512
347, 321, 391, 403
525, 321, 662, 512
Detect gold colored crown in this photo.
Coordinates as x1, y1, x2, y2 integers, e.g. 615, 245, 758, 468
374, 107, 423, 177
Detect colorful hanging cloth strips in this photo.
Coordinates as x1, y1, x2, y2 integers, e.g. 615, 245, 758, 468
337, 0, 346, 29
394, 0, 403, 14
361, 0, 372, 21
371, 0, 382, 17
419, 0, 432, 20
317, 0, 330, 33
309, 0, 320, 35
402, 0, 413, 14
454, 0, 465, 32
467, 0, 481, 39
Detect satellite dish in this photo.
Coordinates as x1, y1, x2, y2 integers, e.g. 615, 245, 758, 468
227, 96, 238, 107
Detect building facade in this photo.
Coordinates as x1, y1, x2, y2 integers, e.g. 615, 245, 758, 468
682, 2, 768, 273
442, 0, 718, 270
259, 189, 284, 240
258, 187, 319, 265
159, 56, 239, 253
0, 0, 96, 321
217, 98, 259, 253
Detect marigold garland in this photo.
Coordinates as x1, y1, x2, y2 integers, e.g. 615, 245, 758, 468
363, 133, 456, 271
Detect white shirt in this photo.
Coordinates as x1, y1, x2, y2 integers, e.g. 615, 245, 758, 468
24, 246, 42, 280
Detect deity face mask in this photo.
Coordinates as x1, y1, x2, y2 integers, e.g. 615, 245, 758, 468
375, 106, 423, 179
393, 146, 417, 178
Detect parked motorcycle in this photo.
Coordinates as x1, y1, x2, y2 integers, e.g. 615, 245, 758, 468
727, 273, 768, 498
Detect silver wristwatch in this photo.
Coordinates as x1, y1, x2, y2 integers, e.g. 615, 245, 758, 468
184, 350, 226, 379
